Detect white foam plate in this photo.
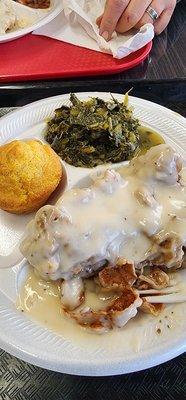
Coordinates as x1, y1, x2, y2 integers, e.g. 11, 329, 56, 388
0, 0, 63, 43
0, 93, 185, 376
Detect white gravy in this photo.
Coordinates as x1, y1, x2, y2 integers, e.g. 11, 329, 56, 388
17, 268, 113, 341
20, 145, 186, 281
17, 267, 186, 348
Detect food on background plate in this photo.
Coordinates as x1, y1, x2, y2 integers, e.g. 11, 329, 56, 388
0, 0, 50, 36
0, 139, 62, 214
15, 0, 50, 9
0, 0, 16, 34
20, 144, 186, 332
45, 93, 164, 168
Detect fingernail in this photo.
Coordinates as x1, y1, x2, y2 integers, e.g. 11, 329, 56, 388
101, 31, 109, 41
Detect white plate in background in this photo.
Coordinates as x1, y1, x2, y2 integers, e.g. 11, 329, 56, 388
0, 0, 63, 43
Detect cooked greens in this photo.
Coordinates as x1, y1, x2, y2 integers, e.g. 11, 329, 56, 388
45, 93, 140, 168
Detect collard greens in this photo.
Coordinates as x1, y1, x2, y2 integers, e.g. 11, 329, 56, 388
45, 93, 140, 168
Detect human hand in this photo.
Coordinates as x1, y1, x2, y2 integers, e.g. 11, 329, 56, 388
97, 0, 176, 40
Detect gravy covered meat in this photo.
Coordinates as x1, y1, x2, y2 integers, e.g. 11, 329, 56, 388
20, 144, 186, 331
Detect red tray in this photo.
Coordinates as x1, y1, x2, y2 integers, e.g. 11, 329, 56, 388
0, 34, 152, 82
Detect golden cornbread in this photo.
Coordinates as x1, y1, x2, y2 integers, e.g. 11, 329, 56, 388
0, 140, 62, 214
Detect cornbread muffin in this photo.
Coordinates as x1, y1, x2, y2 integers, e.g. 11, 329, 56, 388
0, 140, 62, 214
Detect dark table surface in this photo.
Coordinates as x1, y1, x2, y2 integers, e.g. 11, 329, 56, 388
0, 350, 185, 400
0, 2, 185, 108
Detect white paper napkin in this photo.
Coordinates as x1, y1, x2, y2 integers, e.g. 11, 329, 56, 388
33, 0, 154, 59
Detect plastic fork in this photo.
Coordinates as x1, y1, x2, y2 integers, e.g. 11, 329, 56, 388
138, 284, 186, 304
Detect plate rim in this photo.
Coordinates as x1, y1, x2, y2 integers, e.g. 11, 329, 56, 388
0, 92, 185, 376
0, 330, 185, 376
0, 92, 185, 128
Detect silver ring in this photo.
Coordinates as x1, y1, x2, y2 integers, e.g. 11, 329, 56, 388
145, 5, 159, 21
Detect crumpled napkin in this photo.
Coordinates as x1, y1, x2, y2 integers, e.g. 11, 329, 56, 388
33, 0, 154, 59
